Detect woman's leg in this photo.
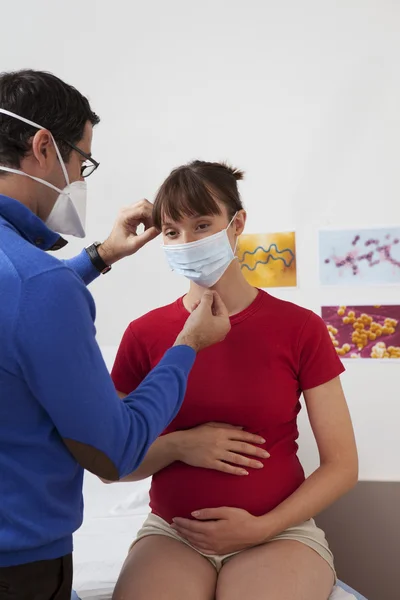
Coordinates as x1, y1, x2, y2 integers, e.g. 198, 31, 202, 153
112, 535, 217, 600
216, 540, 334, 600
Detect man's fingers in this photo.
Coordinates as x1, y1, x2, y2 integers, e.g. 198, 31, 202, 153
211, 292, 229, 317
123, 200, 154, 227
198, 291, 214, 308
190, 300, 201, 313
140, 226, 159, 242
131, 227, 159, 251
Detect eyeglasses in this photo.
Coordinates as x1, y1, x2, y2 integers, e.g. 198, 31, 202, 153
62, 140, 100, 178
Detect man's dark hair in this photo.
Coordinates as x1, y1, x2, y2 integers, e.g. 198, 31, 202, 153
0, 69, 100, 169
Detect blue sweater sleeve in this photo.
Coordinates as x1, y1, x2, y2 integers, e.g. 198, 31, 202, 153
15, 266, 195, 478
63, 249, 100, 286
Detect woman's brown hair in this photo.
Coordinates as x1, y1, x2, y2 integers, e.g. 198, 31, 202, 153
153, 160, 244, 230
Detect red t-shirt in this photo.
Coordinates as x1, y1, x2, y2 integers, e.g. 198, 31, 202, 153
111, 290, 344, 524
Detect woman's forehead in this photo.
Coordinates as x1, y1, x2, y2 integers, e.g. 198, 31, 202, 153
161, 208, 228, 227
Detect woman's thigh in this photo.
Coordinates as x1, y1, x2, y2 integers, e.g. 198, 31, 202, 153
216, 539, 334, 600
112, 535, 218, 600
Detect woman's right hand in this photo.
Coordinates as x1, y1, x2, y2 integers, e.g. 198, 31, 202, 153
172, 423, 270, 476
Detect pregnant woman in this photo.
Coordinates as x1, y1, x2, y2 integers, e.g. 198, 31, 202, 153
111, 160, 358, 600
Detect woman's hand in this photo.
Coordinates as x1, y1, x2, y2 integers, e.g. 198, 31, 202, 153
172, 423, 269, 476
172, 507, 265, 554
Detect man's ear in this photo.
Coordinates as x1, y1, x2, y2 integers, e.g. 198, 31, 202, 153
31, 129, 57, 170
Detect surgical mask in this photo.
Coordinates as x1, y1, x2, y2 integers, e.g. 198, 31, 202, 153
163, 213, 238, 288
0, 108, 86, 238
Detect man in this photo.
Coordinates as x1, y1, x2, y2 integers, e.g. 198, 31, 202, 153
0, 69, 230, 600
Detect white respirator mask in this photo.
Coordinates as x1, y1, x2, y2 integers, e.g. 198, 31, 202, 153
0, 108, 87, 238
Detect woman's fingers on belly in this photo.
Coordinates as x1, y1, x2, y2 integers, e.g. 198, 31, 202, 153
172, 526, 207, 544
228, 441, 270, 459
172, 527, 216, 554
224, 451, 265, 469
214, 461, 250, 476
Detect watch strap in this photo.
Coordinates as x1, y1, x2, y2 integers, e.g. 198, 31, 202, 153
85, 242, 111, 274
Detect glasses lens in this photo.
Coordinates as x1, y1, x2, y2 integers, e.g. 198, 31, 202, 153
81, 163, 96, 178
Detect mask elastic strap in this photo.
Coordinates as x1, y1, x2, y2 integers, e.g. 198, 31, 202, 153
0, 165, 64, 194
227, 211, 239, 256
0, 108, 70, 187
227, 211, 238, 229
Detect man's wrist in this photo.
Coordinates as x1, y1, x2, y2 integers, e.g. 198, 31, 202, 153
97, 239, 121, 266
85, 242, 112, 274
174, 334, 201, 353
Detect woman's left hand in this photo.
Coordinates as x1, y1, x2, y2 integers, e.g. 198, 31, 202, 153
172, 507, 265, 555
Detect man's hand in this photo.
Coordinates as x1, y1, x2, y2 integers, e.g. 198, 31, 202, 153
175, 291, 231, 352
172, 507, 264, 555
172, 423, 269, 476
98, 199, 158, 265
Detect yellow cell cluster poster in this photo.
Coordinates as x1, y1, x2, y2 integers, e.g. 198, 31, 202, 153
237, 232, 297, 288
322, 305, 400, 359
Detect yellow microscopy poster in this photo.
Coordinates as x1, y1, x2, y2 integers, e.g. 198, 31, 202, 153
237, 232, 297, 288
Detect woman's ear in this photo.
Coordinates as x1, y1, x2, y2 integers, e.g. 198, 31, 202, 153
234, 210, 246, 237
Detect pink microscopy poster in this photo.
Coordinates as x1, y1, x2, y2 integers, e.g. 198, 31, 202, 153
319, 227, 400, 285
321, 305, 400, 360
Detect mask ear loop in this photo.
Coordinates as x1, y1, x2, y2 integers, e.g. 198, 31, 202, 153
226, 211, 240, 257
0, 165, 64, 194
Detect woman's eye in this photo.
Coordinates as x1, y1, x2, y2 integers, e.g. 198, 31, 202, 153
165, 231, 177, 238
197, 223, 210, 231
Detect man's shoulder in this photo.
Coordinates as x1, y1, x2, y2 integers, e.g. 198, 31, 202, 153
0, 234, 87, 326
0, 226, 68, 284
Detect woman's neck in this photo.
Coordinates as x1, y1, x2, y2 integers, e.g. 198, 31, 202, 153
183, 261, 259, 316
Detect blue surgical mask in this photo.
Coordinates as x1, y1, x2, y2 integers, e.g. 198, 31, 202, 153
163, 213, 238, 288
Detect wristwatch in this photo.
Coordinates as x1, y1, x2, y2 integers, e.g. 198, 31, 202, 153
85, 241, 112, 274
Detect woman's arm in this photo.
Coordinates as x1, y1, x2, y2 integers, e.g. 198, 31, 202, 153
114, 432, 182, 482
101, 392, 180, 482
257, 376, 358, 538
102, 396, 269, 483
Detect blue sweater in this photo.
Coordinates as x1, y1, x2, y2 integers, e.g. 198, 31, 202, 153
0, 195, 195, 567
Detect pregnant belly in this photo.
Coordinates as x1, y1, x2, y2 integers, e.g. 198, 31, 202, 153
149, 453, 305, 524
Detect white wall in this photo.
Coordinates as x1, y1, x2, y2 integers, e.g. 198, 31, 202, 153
3, 0, 399, 482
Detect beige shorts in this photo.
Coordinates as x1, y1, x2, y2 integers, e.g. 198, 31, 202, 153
130, 513, 336, 578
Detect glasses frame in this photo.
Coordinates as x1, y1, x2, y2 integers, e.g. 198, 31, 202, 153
62, 139, 100, 178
